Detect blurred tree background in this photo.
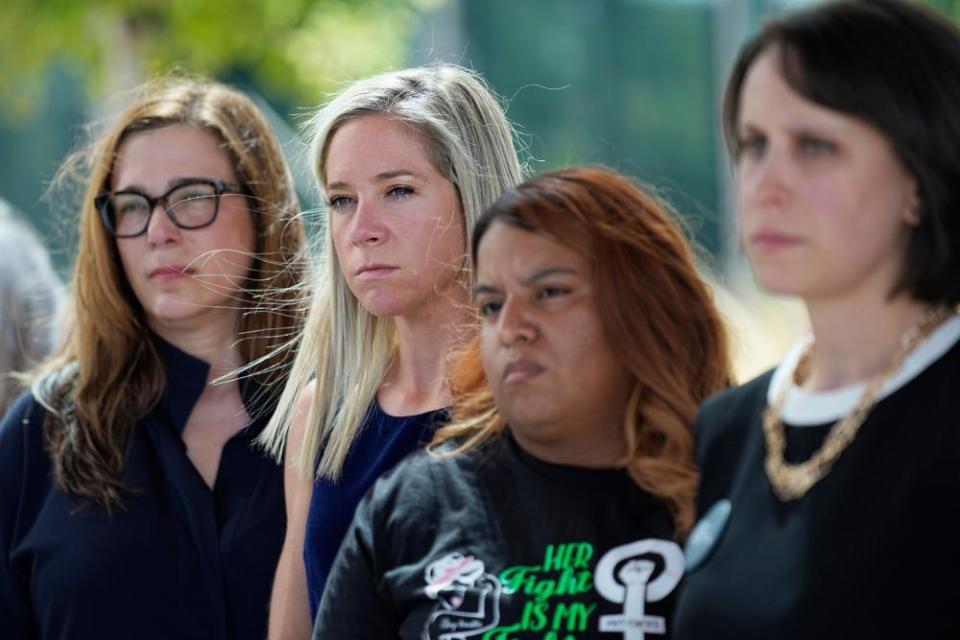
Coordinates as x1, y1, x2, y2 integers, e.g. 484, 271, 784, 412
1, 0, 956, 277
0, 0, 434, 117
0, 0, 434, 266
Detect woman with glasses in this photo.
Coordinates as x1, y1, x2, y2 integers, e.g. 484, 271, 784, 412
0, 77, 307, 639
258, 64, 523, 638
675, 1, 960, 637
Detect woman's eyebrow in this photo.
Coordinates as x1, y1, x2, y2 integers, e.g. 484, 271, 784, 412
525, 267, 577, 285
471, 283, 500, 298
327, 170, 422, 192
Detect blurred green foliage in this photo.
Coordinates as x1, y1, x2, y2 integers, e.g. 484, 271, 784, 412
0, 0, 438, 120
924, 0, 960, 19
463, 0, 723, 256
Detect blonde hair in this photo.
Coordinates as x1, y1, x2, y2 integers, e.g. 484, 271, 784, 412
37, 77, 307, 511
260, 64, 523, 479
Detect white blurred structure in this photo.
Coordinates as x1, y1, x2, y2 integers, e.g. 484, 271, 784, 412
0, 198, 65, 415
709, 273, 807, 383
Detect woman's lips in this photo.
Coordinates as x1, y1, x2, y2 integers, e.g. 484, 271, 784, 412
149, 265, 190, 282
749, 230, 802, 252
355, 265, 398, 280
503, 359, 545, 385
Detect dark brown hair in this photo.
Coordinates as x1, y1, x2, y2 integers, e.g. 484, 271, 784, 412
723, 0, 960, 305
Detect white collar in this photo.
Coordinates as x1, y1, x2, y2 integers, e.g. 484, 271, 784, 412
767, 314, 960, 426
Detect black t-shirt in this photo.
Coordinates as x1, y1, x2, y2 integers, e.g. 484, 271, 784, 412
675, 317, 960, 639
314, 434, 684, 640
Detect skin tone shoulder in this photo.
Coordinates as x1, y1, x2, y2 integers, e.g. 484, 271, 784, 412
735, 48, 928, 391
112, 124, 256, 486
473, 221, 633, 467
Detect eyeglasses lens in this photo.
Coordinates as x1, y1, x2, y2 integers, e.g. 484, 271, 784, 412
106, 182, 219, 237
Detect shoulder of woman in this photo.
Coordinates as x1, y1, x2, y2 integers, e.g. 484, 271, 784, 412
694, 368, 775, 457
0, 389, 47, 442
697, 369, 775, 430
359, 447, 473, 528
371, 449, 441, 500
285, 379, 317, 454
0, 389, 50, 486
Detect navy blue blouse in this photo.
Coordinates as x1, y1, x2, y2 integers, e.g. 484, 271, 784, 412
0, 338, 285, 640
304, 402, 446, 617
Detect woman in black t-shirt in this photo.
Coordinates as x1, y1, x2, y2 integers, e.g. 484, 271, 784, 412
675, 2, 960, 638
313, 166, 733, 639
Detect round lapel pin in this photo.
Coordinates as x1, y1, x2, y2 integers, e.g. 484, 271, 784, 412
684, 499, 732, 573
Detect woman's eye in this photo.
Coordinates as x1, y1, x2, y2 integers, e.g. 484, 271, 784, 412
798, 136, 837, 156
736, 133, 767, 160
477, 300, 502, 317
536, 286, 569, 300
387, 185, 415, 198
118, 201, 147, 215
328, 195, 354, 210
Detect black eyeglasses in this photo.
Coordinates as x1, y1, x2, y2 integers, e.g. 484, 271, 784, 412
95, 178, 246, 238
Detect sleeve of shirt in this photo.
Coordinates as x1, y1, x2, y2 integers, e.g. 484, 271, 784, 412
312, 474, 403, 640
0, 391, 43, 638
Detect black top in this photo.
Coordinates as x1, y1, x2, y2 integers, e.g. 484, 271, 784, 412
0, 338, 286, 640
305, 402, 446, 615
674, 317, 960, 639
314, 433, 684, 640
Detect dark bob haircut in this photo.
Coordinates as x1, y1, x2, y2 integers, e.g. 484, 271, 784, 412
723, 0, 960, 306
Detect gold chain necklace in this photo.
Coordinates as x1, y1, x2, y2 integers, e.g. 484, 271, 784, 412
762, 307, 954, 501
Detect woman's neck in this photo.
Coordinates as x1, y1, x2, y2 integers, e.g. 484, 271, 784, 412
803, 291, 928, 392
378, 284, 472, 416
150, 318, 244, 384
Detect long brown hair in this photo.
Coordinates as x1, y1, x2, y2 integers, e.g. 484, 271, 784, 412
37, 77, 307, 511
433, 166, 732, 536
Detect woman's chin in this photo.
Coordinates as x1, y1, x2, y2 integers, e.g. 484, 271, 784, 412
143, 296, 205, 327
359, 293, 415, 319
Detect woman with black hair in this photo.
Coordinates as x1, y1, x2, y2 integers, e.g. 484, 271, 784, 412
676, 1, 960, 637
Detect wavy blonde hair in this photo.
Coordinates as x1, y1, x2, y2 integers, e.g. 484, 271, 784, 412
259, 64, 523, 479
36, 77, 307, 511
432, 166, 733, 536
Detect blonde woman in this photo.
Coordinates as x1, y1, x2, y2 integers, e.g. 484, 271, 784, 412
260, 64, 523, 637
0, 78, 307, 639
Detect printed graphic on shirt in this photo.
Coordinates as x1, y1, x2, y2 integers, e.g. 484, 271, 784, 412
423, 552, 503, 639
421, 540, 683, 640
594, 540, 684, 639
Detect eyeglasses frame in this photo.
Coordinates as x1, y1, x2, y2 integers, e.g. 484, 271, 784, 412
95, 178, 247, 238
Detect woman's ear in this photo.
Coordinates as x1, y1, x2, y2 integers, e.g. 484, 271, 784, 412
903, 182, 921, 226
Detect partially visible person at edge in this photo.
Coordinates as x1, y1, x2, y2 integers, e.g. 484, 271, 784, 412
312, 166, 733, 639
0, 199, 65, 415
258, 64, 523, 638
675, 1, 960, 638
0, 77, 308, 639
